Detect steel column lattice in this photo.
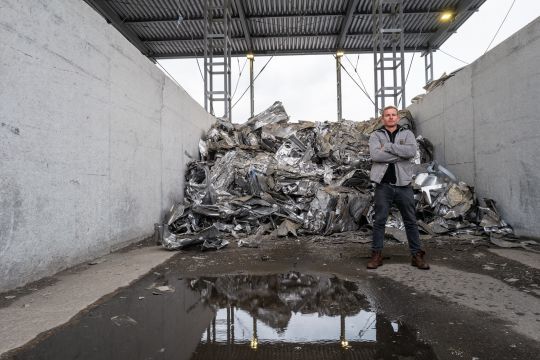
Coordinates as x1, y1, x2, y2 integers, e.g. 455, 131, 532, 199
249, 56, 254, 118
336, 54, 343, 122
204, 0, 232, 119
373, 0, 406, 116
424, 48, 434, 85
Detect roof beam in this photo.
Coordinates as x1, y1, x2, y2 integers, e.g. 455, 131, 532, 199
82, 0, 154, 58
154, 47, 430, 59
234, 0, 253, 51
337, 0, 359, 49
143, 30, 435, 43
124, 9, 445, 25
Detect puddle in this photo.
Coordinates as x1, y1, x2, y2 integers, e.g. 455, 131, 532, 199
9, 272, 436, 359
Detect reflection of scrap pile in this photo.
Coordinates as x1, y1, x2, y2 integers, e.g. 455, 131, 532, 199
159, 101, 513, 251
189, 272, 370, 330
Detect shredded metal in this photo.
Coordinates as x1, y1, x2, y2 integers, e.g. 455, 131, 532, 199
157, 101, 513, 250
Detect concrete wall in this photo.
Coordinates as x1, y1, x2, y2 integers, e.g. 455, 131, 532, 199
409, 17, 540, 238
0, 0, 215, 291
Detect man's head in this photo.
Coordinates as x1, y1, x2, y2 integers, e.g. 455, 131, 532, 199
381, 105, 399, 130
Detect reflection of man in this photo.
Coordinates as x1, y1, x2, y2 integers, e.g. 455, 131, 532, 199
367, 105, 429, 270
374, 314, 437, 358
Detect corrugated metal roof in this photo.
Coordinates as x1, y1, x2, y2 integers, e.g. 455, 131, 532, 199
83, 0, 487, 59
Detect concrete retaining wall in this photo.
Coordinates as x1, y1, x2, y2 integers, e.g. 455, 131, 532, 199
0, 0, 215, 291
409, 17, 540, 238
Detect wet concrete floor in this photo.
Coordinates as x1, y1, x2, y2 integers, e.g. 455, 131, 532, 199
3, 234, 540, 359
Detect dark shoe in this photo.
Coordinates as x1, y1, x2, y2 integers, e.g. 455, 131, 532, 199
411, 250, 430, 270
367, 251, 383, 269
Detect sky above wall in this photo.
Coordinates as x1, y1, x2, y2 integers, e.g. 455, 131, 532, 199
158, 0, 540, 123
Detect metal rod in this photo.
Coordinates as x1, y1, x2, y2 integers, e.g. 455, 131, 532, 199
373, 0, 379, 117
249, 56, 254, 117
228, 0, 232, 119
425, 48, 433, 85
336, 55, 343, 122
203, 0, 209, 111
378, 0, 386, 110
340, 314, 345, 341
227, 304, 231, 344
212, 316, 216, 343
399, 0, 406, 109
392, 3, 398, 106
231, 306, 235, 344
224, 0, 229, 118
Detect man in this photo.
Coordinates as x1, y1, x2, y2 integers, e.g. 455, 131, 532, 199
367, 105, 429, 270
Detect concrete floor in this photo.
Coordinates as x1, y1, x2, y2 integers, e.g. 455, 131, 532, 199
0, 244, 177, 356
1, 234, 539, 359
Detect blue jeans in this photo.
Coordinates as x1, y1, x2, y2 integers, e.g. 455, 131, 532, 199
372, 183, 422, 255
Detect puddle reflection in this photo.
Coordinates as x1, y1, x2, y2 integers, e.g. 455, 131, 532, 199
189, 272, 436, 359
10, 272, 437, 360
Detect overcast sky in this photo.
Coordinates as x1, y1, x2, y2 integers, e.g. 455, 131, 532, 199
158, 0, 540, 123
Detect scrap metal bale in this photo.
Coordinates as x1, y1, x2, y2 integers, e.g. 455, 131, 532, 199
242, 101, 289, 130
304, 186, 371, 235
478, 198, 513, 234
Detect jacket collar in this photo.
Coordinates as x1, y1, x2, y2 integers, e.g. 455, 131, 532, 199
376, 124, 403, 133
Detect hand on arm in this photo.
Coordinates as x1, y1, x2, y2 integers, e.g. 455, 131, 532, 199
382, 131, 417, 159
369, 134, 400, 163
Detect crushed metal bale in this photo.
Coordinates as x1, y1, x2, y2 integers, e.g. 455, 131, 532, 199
157, 101, 514, 251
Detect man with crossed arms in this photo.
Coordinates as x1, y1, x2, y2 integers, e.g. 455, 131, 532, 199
367, 105, 429, 270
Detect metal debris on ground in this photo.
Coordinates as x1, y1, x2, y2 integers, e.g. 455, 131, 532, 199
154, 285, 175, 293
110, 315, 138, 327
157, 101, 514, 251
489, 234, 539, 252
412, 162, 513, 238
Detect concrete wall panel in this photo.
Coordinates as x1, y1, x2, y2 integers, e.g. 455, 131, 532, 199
0, 0, 215, 291
410, 17, 540, 238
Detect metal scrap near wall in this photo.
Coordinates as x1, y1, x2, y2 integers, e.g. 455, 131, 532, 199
158, 101, 518, 251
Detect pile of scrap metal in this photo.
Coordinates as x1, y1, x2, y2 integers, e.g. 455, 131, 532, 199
410, 162, 512, 237
159, 102, 378, 250
157, 101, 512, 251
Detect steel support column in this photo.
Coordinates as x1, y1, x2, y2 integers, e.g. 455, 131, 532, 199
250, 316, 258, 349
249, 56, 254, 118
226, 304, 231, 344
204, 0, 232, 119
340, 314, 348, 348
336, 54, 343, 122
424, 48, 434, 85
373, 0, 406, 116
230, 306, 235, 344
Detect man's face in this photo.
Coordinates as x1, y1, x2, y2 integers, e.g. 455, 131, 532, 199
382, 108, 398, 128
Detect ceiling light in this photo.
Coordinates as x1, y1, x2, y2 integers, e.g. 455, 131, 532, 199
440, 11, 454, 22
246, 53, 254, 59
336, 50, 345, 57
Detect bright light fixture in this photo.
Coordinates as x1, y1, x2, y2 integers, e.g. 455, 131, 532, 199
440, 11, 454, 22
246, 53, 254, 59
336, 50, 345, 57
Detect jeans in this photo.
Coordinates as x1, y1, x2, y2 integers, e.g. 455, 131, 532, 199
372, 183, 422, 255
